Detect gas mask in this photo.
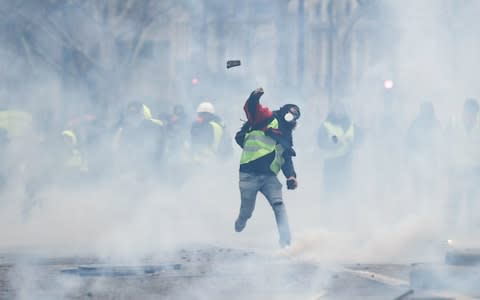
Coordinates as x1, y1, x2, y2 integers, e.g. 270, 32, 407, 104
284, 112, 295, 122
282, 105, 301, 123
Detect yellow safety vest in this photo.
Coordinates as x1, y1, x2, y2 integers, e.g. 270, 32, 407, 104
192, 120, 225, 162
240, 119, 284, 174
321, 121, 355, 159
142, 104, 164, 126
61, 130, 88, 172
210, 121, 224, 151
0, 110, 33, 138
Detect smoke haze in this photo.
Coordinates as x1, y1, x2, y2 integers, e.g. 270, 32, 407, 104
1, 0, 480, 298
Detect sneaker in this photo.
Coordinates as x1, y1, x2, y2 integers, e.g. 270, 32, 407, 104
235, 218, 246, 232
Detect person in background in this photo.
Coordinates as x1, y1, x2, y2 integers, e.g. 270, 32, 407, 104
67, 113, 112, 178
190, 101, 232, 163
166, 104, 190, 160
113, 101, 165, 177
406, 101, 443, 198
407, 101, 442, 151
446, 98, 480, 232
60, 128, 88, 173
317, 102, 361, 197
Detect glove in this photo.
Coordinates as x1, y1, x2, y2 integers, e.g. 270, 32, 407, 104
284, 147, 296, 157
286, 177, 298, 190
248, 88, 264, 101
253, 87, 264, 95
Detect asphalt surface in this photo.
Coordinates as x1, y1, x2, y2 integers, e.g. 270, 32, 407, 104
0, 247, 479, 300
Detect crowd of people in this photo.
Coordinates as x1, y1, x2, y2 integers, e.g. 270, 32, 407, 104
0, 90, 479, 246
0, 99, 233, 212
316, 97, 480, 238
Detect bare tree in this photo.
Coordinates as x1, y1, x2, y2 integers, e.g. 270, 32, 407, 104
0, 0, 184, 109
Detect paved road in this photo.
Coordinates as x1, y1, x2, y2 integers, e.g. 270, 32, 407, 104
0, 247, 477, 300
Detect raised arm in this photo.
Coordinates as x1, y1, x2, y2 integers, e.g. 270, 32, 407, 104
243, 88, 273, 128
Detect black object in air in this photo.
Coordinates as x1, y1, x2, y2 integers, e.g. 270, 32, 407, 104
227, 60, 241, 68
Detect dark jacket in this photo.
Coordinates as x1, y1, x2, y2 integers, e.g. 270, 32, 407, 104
236, 91, 297, 178
406, 114, 442, 153
191, 112, 232, 158
117, 119, 164, 166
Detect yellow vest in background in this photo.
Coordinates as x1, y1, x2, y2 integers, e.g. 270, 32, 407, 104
61, 130, 88, 172
321, 121, 355, 160
142, 104, 164, 126
192, 120, 225, 163
0, 110, 33, 138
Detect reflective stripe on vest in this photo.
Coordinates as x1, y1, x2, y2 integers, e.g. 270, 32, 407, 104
142, 104, 153, 120
61, 130, 88, 171
322, 121, 355, 159
150, 118, 164, 126
192, 121, 224, 162
62, 130, 77, 145
240, 118, 284, 174
143, 104, 164, 126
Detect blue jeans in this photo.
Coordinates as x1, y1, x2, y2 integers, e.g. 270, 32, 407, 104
237, 172, 291, 246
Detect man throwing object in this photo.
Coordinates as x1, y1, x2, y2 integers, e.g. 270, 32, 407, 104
234, 87, 300, 248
